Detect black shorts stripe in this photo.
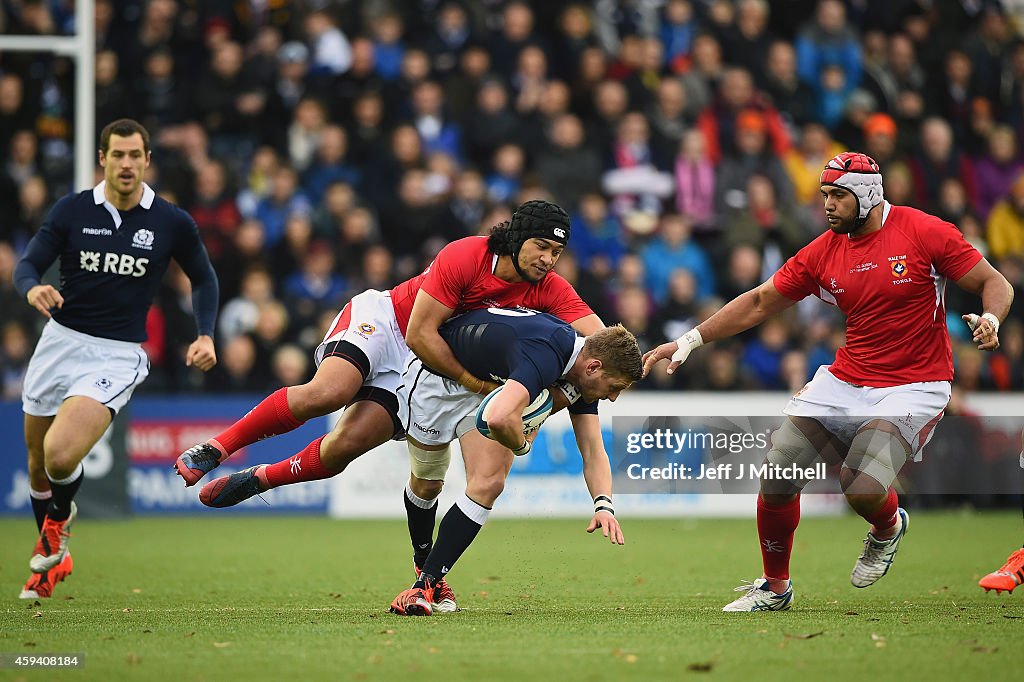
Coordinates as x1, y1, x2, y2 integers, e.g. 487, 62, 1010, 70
320, 340, 371, 381
401, 365, 428, 439
349, 385, 403, 439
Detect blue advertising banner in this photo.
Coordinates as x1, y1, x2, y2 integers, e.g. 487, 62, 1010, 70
0, 396, 333, 516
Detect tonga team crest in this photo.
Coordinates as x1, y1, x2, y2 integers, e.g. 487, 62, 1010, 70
889, 257, 907, 277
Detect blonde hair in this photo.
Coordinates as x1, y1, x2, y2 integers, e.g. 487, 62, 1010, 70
582, 325, 643, 382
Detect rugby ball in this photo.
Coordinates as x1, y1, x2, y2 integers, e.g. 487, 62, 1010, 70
476, 387, 553, 440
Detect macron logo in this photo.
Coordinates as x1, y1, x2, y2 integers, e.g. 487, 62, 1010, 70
413, 423, 441, 436
289, 456, 302, 475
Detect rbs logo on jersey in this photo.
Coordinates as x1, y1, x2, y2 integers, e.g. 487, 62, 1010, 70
79, 250, 149, 277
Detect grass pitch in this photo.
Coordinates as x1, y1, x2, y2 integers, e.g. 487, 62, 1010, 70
1, 511, 1022, 681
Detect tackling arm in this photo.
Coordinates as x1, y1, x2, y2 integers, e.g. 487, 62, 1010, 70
405, 289, 500, 394
697, 278, 795, 341
570, 313, 605, 336
642, 277, 796, 376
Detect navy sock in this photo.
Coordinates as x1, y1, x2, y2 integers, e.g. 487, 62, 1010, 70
405, 485, 438, 569
420, 494, 490, 583
30, 489, 51, 530
46, 463, 83, 522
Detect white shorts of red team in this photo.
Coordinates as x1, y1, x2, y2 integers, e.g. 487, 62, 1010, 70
784, 365, 950, 460
397, 355, 483, 447
22, 319, 150, 417
315, 289, 409, 395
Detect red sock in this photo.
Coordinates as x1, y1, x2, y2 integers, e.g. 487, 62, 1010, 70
757, 494, 801, 582
212, 388, 305, 455
262, 436, 334, 488
862, 487, 899, 532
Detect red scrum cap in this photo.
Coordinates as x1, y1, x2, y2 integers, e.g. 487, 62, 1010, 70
820, 152, 884, 225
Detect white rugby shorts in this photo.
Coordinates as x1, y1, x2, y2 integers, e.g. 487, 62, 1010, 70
397, 355, 484, 447
315, 289, 409, 395
784, 365, 949, 459
22, 319, 150, 416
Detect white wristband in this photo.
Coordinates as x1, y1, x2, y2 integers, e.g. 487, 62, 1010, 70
676, 328, 704, 351
512, 440, 532, 457
666, 328, 704, 374
593, 494, 615, 516
967, 313, 1001, 334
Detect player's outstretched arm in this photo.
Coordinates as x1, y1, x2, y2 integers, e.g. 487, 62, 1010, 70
642, 278, 795, 376
572, 413, 624, 545
406, 289, 500, 394
956, 258, 1013, 352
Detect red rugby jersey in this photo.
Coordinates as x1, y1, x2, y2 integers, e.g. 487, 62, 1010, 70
773, 203, 982, 387
390, 236, 593, 336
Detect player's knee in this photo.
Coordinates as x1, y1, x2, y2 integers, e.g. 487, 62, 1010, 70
760, 419, 819, 496
467, 473, 505, 506
840, 468, 888, 517
408, 443, 451, 485
410, 477, 443, 500
840, 466, 886, 497
842, 428, 907, 494
41, 443, 81, 479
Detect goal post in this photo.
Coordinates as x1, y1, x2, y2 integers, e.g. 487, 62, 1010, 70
0, 0, 95, 191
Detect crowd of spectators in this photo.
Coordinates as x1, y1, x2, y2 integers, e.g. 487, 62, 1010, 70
3, 0, 1024, 399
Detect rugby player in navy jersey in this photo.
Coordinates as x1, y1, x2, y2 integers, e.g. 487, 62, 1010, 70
193, 203, 607, 607
388, 309, 642, 616
13, 119, 219, 598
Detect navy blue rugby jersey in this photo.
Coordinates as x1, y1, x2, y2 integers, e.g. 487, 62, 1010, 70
14, 182, 218, 342
439, 307, 598, 415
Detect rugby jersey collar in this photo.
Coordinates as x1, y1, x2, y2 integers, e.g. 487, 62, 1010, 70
562, 335, 586, 376
93, 181, 156, 229
846, 200, 892, 240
